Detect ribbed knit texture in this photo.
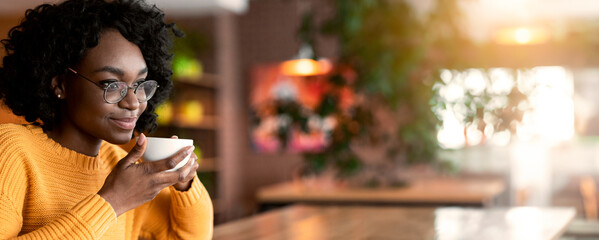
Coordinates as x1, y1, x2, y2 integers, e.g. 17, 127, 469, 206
0, 124, 213, 240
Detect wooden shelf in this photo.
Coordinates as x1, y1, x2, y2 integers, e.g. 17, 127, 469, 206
174, 73, 219, 89
198, 158, 218, 172
160, 115, 218, 130
166, 73, 220, 219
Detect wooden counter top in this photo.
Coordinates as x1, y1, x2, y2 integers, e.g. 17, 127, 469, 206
214, 205, 575, 240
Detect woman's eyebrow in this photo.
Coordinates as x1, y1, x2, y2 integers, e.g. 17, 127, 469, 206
138, 67, 148, 75
92, 66, 148, 76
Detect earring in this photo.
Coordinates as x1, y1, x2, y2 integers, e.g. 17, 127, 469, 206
57, 94, 62, 99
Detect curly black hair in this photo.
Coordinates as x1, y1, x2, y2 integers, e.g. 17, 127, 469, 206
0, 0, 183, 133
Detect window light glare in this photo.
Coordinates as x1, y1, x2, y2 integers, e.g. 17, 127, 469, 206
514, 28, 532, 44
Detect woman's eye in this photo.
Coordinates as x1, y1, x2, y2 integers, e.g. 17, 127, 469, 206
108, 84, 119, 90
102, 82, 121, 92
100, 80, 116, 86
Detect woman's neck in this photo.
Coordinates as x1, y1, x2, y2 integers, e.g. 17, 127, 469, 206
46, 123, 102, 157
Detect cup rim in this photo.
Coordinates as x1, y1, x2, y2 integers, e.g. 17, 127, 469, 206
144, 136, 193, 141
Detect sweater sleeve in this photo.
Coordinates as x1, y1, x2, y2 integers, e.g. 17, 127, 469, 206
139, 176, 213, 240
0, 146, 27, 238
0, 190, 117, 240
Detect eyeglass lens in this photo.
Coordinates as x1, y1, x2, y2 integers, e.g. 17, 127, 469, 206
104, 80, 158, 104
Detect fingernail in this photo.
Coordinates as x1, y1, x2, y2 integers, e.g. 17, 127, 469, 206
188, 146, 195, 154
137, 133, 146, 146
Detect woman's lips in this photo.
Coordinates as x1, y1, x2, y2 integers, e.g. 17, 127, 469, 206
110, 117, 137, 130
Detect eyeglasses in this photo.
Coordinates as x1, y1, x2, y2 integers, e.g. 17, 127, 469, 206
67, 68, 159, 104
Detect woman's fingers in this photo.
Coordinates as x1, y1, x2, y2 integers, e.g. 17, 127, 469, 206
141, 146, 194, 173
120, 133, 147, 167
154, 169, 190, 188
180, 154, 198, 181
189, 154, 199, 173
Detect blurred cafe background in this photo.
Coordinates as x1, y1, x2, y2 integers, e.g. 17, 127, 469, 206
6, 0, 599, 239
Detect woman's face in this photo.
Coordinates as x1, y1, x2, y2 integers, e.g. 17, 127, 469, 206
62, 29, 148, 144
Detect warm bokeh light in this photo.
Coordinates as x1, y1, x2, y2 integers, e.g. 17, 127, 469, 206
281, 58, 321, 76
515, 67, 574, 143
435, 67, 574, 149
514, 27, 532, 44
495, 27, 550, 45
437, 109, 466, 149
488, 68, 515, 95
464, 69, 487, 96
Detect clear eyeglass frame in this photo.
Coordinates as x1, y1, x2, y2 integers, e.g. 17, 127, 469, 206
67, 67, 159, 104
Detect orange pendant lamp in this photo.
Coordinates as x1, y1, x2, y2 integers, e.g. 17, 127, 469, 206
281, 43, 330, 76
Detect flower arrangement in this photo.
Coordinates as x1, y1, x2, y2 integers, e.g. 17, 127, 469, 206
250, 63, 369, 176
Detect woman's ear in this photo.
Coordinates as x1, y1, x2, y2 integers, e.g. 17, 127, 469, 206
51, 76, 66, 99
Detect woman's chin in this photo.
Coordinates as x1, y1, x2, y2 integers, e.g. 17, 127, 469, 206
105, 132, 135, 145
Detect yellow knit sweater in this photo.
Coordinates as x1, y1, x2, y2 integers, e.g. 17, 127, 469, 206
0, 124, 213, 239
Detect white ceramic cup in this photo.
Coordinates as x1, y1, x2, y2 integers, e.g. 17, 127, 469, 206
142, 137, 194, 172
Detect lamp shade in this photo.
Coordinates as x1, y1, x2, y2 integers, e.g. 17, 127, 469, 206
149, 0, 248, 15
494, 27, 550, 45
0, 0, 248, 16
281, 59, 322, 76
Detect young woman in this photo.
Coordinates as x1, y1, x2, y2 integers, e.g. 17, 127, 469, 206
0, 0, 213, 239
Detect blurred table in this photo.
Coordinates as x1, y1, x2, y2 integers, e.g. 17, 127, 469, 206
257, 176, 506, 208
213, 205, 576, 240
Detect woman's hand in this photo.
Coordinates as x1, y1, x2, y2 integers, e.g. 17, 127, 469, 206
172, 152, 199, 191
170, 135, 199, 191
97, 133, 195, 216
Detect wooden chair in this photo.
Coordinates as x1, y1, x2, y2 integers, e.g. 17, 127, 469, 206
562, 176, 599, 238
580, 176, 597, 221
